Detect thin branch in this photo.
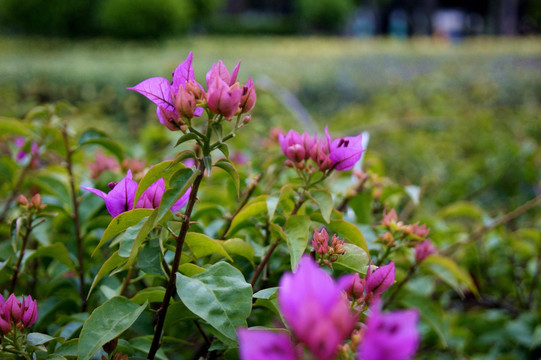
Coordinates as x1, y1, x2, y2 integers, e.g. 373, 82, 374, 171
120, 263, 136, 296
147, 161, 205, 360
219, 173, 263, 239
62, 123, 87, 312
9, 215, 33, 293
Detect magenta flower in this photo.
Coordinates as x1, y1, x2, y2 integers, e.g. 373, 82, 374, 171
365, 262, 395, 298
206, 76, 243, 120
20, 295, 38, 328
279, 256, 357, 360
136, 178, 191, 212
0, 295, 11, 334
358, 302, 420, 360
128, 52, 204, 131
240, 77, 257, 113
206, 60, 241, 87
82, 170, 138, 218
4, 294, 22, 324
324, 126, 364, 171
237, 329, 297, 360
278, 130, 315, 163
414, 240, 437, 263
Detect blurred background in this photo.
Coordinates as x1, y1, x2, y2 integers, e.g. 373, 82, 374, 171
1, 0, 541, 358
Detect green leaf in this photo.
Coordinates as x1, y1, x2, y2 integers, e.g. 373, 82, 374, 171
333, 243, 369, 274
34, 174, 72, 209
169, 149, 197, 169
118, 218, 147, 257
138, 242, 163, 275
178, 263, 205, 276
185, 232, 233, 261
226, 196, 268, 236
25, 243, 76, 271
214, 158, 240, 198
308, 189, 333, 223
130, 287, 165, 305
176, 262, 252, 341
27, 332, 56, 346
223, 238, 254, 263
422, 254, 479, 297
400, 294, 448, 347
311, 212, 368, 253
175, 132, 201, 147
253, 287, 278, 299
154, 168, 195, 222
0, 117, 34, 136
54, 338, 78, 357
439, 201, 484, 221
130, 336, 169, 360
93, 209, 153, 256
77, 128, 124, 161
78, 297, 147, 360
133, 160, 186, 206
284, 215, 311, 270
88, 251, 127, 298
217, 143, 229, 158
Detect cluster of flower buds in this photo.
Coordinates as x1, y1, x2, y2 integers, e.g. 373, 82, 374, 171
17, 193, 46, 212
414, 239, 437, 263
344, 262, 395, 305
0, 294, 38, 335
82, 170, 191, 218
379, 208, 433, 247
278, 127, 365, 173
87, 152, 146, 180
128, 52, 256, 131
312, 229, 346, 268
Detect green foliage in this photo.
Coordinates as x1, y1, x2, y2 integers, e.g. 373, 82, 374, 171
295, 0, 354, 32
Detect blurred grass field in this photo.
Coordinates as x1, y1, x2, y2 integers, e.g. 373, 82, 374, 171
1, 35, 540, 216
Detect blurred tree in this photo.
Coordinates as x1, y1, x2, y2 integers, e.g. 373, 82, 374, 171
295, 0, 355, 33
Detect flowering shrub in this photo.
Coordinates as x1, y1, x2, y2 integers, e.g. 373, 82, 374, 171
0, 50, 539, 360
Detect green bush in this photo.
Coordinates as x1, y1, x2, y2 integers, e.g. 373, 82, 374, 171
96, 0, 193, 38
295, 0, 354, 32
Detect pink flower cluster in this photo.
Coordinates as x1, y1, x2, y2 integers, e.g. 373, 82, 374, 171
13, 137, 40, 168
312, 228, 346, 268
238, 256, 419, 360
0, 294, 38, 335
278, 127, 364, 172
128, 52, 256, 131
344, 262, 395, 303
82, 170, 190, 218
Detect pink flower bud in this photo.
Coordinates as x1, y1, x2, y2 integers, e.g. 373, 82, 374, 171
5, 294, 22, 324
343, 273, 365, 300
365, 262, 395, 297
381, 209, 398, 227
240, 77, 256, 113
331, 234, 345, 255
414, 240, 437, 263
206, 77, 242, 120
312, 228, 330, 254
20, 295, 38, 328
174, 86, 197, 119
0, 295, 11, 334
405, 222, 431, 239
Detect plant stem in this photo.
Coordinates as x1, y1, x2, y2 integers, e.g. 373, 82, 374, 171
62, 123, 87, 312
10, 214, 33, 292
120, 262, 136, 296
0, 159, 34, 223
250, 192, 306, 287
219, 173, 263, 239
147, 161, 205, 360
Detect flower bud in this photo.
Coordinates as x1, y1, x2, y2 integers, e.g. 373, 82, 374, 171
20, 295, 38, 328
312, 228, 330, 254
5, 294, 22, 324
365, 262, 395, 297
344, 273, 365, 300
331, 234, 345, 255
174, 86, 197, 119
0, 295, 11, 335
31, 193, 42, 209
380, 232, 395, 247
415, 239, 437, 263
240, 77, 256, 113
17, 194, 28, 206
243, 115, 252, 124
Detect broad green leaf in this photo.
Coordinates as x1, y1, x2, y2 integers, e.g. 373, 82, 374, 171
400, 294, 448, 347
439, 201, 484, 221
169, 149, 197, 169
78, 297, 147, 360
154, 168, 195, 222
164, 301, 197, 328
0, 117, 34, 136
138, 241, 163, 275
118, 218, 147, 257
253, 287, 278, 299
308, 189, 333, 223
27, 332, 56, 346
333, 243, 369, 274
25, 243, 76, 271
214, 158, 240, 198
311, 213, 368, 253
284, 215, 311, 270
0, 157, 18, 184
77, 130, 124, 162
217, 143, 229, 158
349, 192, 373, 224
176, 262, 252, 341
226, 196, 268, 236
133, 159, 186, 206
178, 263, 205, 276
88, 251, 126, 297
77, 128, 107, 145
185, 232, 233, 261
34, 174, 72, 209
422, 255, 479, 297
266, 193, 280, 220
175, 132, 201, 147
130, 287, 165, 305
92, 209, 153, 256
53, 338, 78, 357
223, 238, 254, 263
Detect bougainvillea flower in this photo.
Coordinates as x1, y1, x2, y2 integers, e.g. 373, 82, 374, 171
128, 52, 204, 131
365, 262, 395, 297
82, 170, 138, 217
240, 77, 257, 113
237, 329, 297, 360
325, 126, 364, 171
358, 301, 420, 360
0, 295, 11, 334
414, 240, 437, 263
206, 76, 243, 119
88, 151, 120, 179
206, 60, 241, 87
20, 295, 38, 328
136, 178, 191, 212
5, 294, 22, 323
279, 256, 357, 360
278, 130, 316, 163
